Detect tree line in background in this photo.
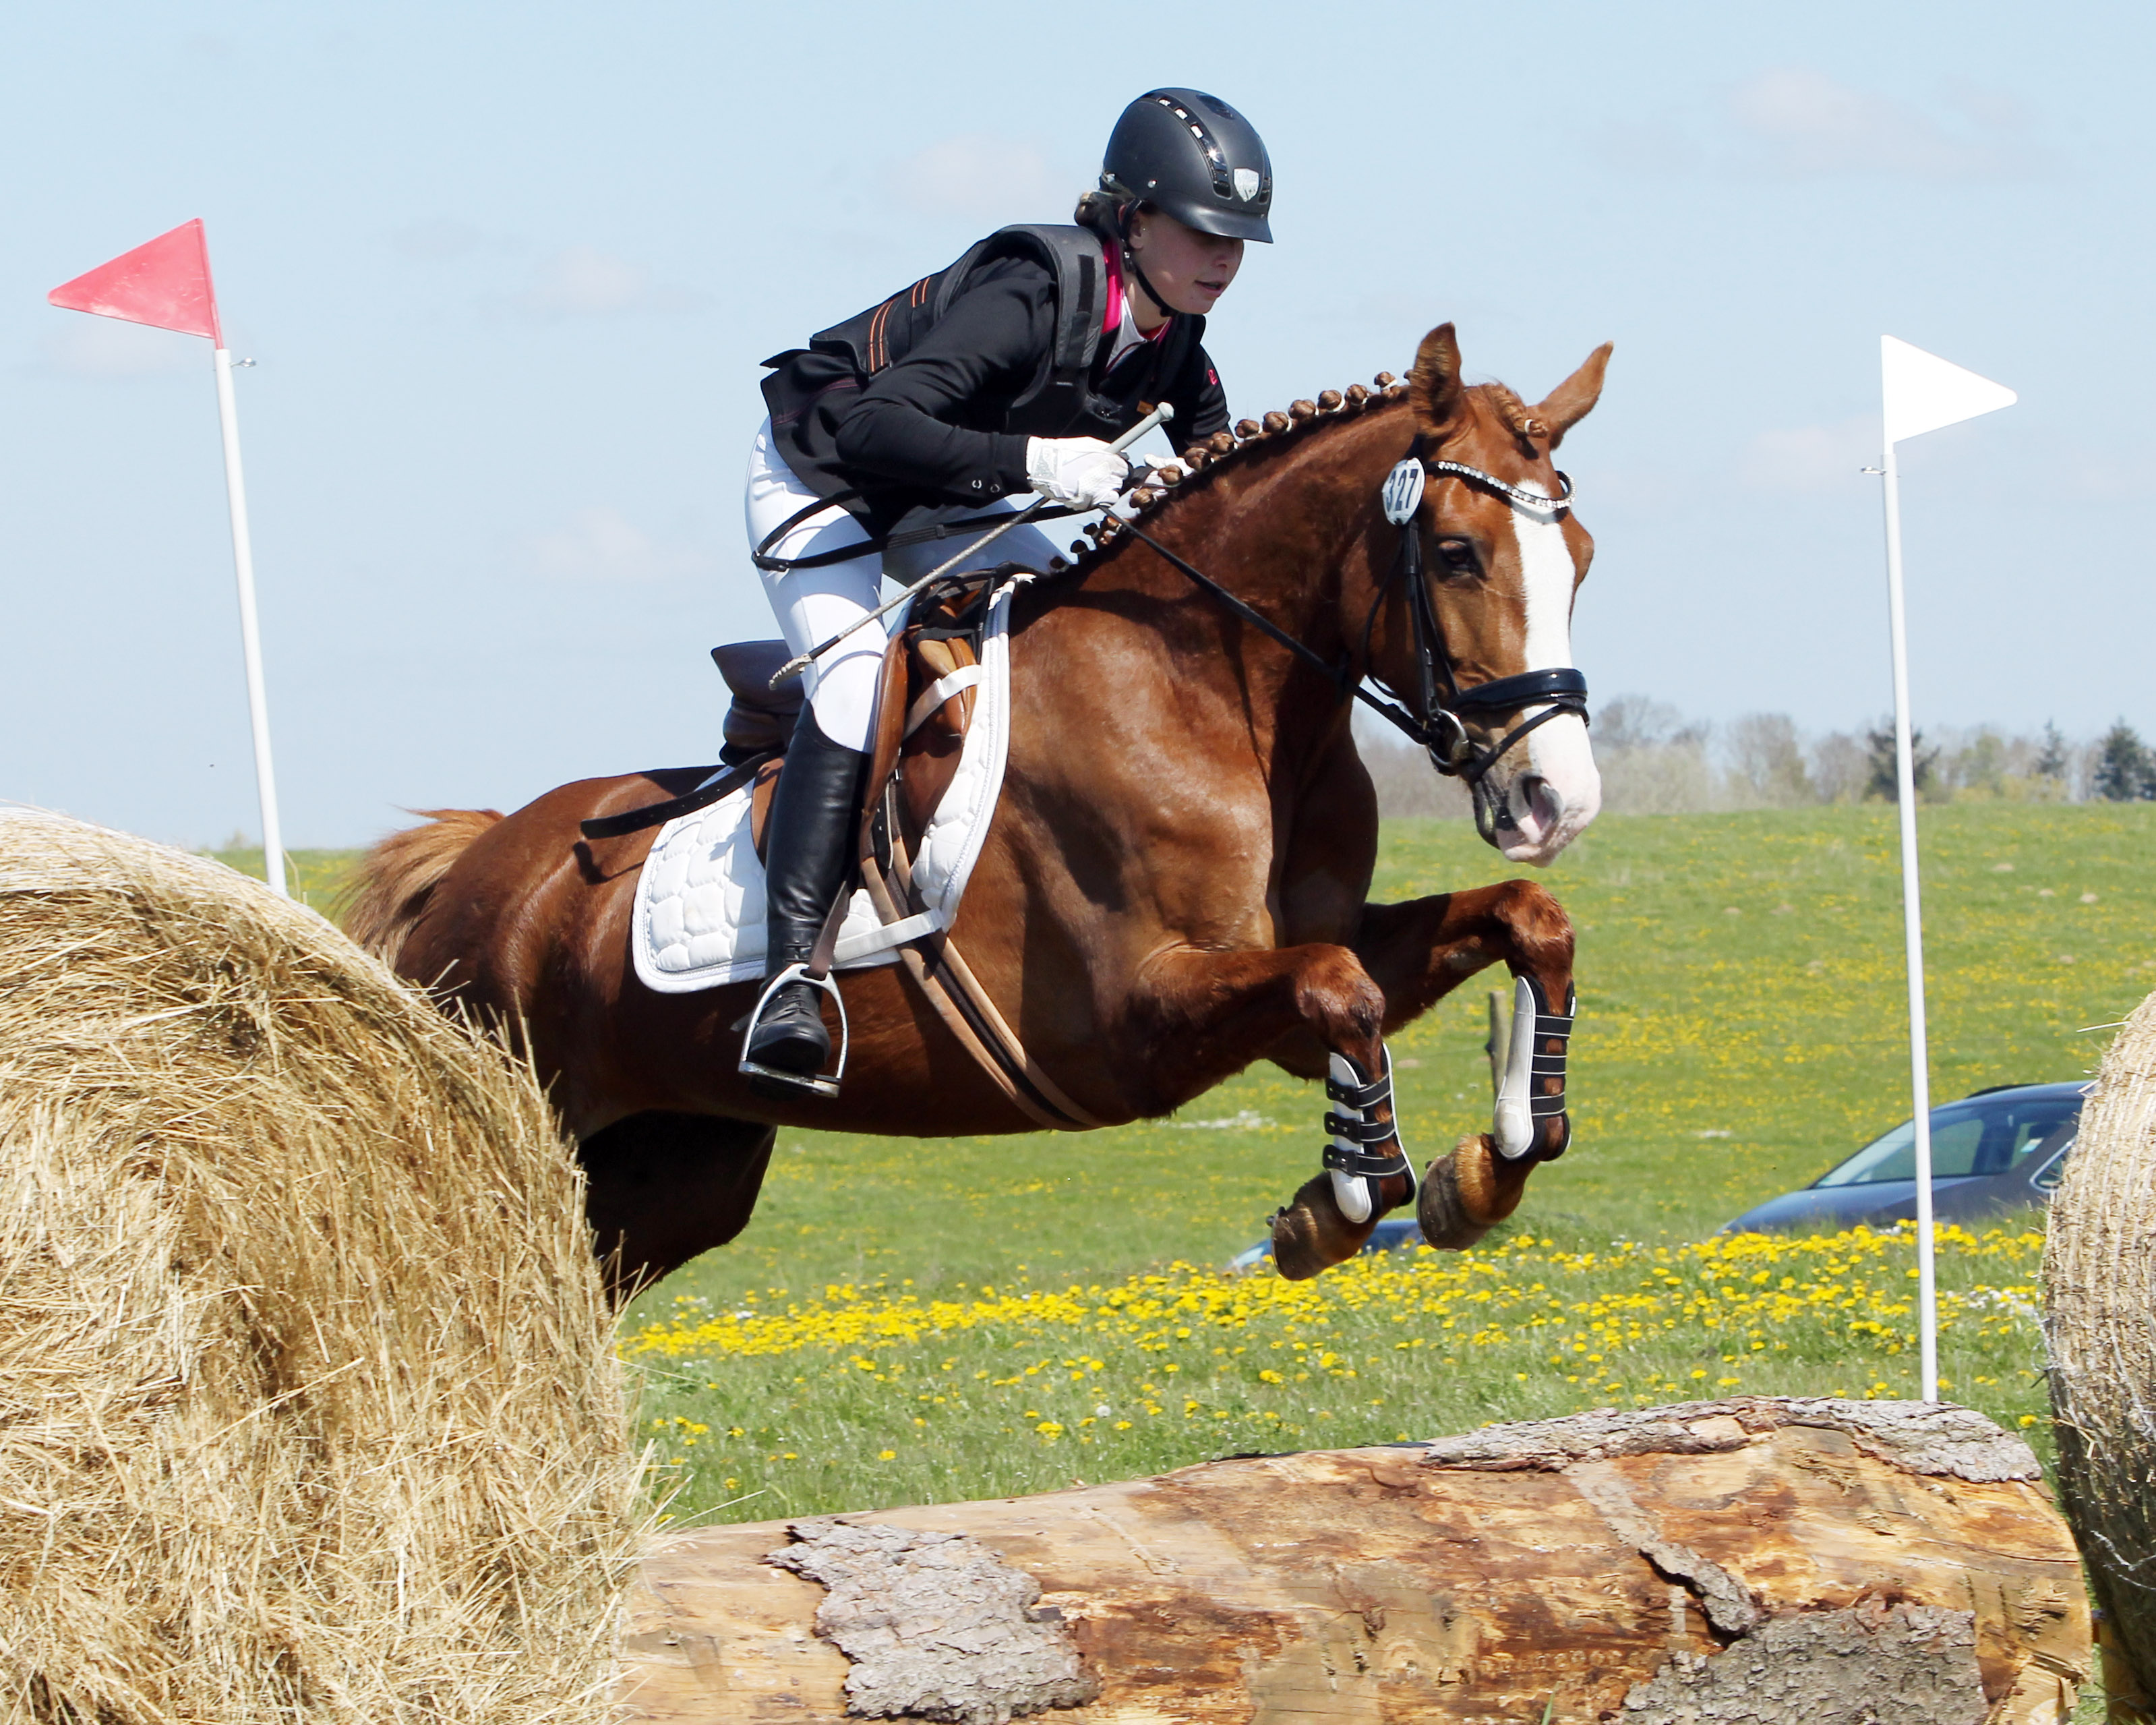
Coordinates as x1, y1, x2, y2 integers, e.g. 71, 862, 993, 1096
1360, 703, 2156, 820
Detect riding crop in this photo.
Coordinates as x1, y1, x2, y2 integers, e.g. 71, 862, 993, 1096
769, 401, 1176, 688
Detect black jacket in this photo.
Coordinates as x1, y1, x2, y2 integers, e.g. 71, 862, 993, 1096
760, 227, 1229, 534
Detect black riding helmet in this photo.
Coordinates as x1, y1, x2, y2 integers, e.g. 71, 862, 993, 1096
1100, 88, 1273, 244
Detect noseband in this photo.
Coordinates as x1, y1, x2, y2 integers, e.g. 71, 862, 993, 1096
1115, 437, 1590, 796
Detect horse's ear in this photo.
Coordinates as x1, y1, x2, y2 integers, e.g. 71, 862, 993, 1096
1408, 324, 1466, 438
1533, 343, 1613, 449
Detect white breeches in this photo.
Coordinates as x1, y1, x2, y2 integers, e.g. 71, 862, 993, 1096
744, 419, 1062, 750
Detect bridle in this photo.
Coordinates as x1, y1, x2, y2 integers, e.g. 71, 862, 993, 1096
1114, 434, 1591, 806
1360, 438, 1590, 783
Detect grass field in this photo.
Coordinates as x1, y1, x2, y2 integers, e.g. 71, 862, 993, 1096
602, 801, 2153, 1523
212, 806, 2145, 1716
205, 846, 357, 915
627, 1220, 2054, 1521
216, 805, 2156, 1520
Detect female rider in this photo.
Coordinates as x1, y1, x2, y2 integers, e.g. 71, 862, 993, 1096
740, 88, 1274, 1094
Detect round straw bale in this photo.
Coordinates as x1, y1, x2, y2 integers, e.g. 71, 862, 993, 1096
2044, 989, 2156, 1720
0, 811, 640, 1725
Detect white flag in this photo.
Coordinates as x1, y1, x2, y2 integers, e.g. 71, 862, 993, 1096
1882, 335, 2016, 446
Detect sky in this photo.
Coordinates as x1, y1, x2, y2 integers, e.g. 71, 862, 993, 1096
4, 1, 2151, 848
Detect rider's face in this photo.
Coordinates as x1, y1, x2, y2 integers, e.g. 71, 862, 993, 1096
1125, 209, 1244, 320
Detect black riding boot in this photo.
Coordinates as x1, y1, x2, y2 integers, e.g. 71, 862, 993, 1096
741, 709, 867, 1093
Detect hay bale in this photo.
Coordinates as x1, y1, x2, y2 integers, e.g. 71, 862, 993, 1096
0, 811, 640, 1725
2045, 989, 2156, 1722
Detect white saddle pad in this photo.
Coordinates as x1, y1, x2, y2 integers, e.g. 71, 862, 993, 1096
632, 588, 1015, 994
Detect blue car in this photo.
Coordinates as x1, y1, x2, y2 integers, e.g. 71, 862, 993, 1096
1720, 1082, 2087, 1235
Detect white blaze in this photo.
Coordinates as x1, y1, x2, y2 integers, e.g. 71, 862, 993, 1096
1495, 487, 1600, 864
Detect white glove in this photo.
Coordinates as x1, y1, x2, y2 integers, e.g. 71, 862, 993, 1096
1025, 436, 1131, 510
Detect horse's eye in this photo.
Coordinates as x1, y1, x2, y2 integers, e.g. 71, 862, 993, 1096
1434, 539, 1479, 575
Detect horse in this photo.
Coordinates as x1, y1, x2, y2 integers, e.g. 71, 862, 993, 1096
345, 322, 1609, 1298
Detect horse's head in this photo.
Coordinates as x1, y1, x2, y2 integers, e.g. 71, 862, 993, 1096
1383, 323, 1611, 865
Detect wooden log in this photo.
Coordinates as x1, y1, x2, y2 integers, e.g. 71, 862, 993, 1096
619, 1397, 2089, 1724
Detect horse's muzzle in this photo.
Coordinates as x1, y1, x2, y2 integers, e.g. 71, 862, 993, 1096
1481, 713, 1600, 865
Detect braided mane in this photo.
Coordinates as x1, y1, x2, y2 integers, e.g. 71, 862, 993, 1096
1479, 383, 1548, 454
1049, 372, 1530, 575
1048, 372, 1409, 573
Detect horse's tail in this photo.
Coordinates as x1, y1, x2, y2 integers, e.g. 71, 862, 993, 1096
339, 808, 502, 966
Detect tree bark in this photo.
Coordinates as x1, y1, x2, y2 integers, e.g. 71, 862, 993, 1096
620, 1397, 2089, 1725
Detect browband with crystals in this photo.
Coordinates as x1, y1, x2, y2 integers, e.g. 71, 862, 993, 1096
1424, 459, 1575, 515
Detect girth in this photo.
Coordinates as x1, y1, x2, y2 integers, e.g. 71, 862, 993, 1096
848, 588, 1102, 1132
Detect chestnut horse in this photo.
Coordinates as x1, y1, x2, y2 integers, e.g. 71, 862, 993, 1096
346, 324, 1609, 1295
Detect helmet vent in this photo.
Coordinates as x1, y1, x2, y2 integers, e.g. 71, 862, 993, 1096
1106, 88, 1272, 239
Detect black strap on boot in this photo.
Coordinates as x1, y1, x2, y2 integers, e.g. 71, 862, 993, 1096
738, 711, 869, 1099
1525, 978, 1575, 1157
1323, 1048, 1415, 1213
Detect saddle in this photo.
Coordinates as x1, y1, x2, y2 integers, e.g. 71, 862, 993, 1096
710, 594, 984, 865
585, 584, 1097, 1132
582, 597, 982, 851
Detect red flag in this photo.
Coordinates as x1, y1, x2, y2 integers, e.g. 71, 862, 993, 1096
49, 218, 221, 343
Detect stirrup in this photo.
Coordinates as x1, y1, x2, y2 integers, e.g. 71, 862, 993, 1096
737, 963, 850, 1100
1322, 1047, 1412, 1225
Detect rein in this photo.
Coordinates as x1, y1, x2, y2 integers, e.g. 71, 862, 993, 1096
1116, 439, 1589, 789
752, 490, 1087, 573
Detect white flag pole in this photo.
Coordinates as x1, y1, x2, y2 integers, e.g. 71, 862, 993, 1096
1873, 334, 2016, 1405
1876, 432, 1939, 1402
212, 345, 287, 898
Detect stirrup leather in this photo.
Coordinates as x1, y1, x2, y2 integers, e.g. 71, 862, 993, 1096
737, 963, 850, 1100
1323, 1047, 1412, 1225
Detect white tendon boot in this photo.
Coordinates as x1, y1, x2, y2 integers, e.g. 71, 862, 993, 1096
1493, 975, 1576, 1161
1324, 1048, 1412, 1225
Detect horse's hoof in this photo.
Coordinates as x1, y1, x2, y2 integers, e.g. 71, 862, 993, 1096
1418, 1132, 1532, 1251
1269, 1173, 1378, 1280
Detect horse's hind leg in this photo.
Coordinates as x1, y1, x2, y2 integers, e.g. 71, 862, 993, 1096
1346, 879, 1577, 1250
576, 1111, 777, 1303
1130, 944, 1408, 1281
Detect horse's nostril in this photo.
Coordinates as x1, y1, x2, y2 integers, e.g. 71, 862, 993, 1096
1504, 776, 1567, 848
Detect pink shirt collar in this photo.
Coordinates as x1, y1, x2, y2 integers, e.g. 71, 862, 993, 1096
1102, 241, 1169, 343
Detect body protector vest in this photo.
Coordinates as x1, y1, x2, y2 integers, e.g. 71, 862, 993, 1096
760, 224, 1203, 523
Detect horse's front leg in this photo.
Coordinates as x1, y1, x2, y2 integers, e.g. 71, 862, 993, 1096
1351, 880, 1577, 1252
1131, 943, 1412, 1281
